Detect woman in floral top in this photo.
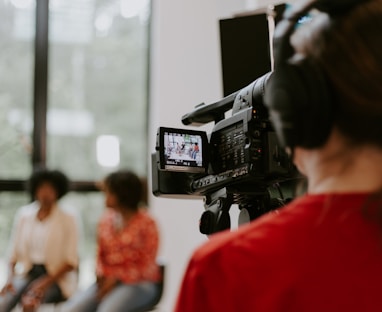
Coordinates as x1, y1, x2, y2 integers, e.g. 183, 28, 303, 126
62, 170, 160, 312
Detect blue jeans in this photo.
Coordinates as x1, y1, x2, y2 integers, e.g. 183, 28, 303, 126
61, 281, 158, 312
0, 277, 63, 312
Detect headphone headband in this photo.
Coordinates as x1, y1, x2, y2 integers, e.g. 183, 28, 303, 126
272, 0, 316, 68
264, 0, 365, 150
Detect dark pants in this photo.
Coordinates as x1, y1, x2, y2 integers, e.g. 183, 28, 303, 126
0, 264, 64, 312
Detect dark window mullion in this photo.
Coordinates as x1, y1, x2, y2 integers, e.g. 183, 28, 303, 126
32, 0, 49, 168
0, 0, 49, 193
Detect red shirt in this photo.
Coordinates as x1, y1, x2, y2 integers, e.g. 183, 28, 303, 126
96, 209, 160, 283
175, 193, 382, 312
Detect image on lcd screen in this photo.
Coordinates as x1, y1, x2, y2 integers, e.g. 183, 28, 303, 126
163, 131, 204, 172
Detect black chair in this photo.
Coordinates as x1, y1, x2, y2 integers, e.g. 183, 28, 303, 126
137, 263, 166, 312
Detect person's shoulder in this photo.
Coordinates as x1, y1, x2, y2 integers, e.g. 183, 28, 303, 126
134, 210, 159, 232
191, 195, 321, 267
98, 208, 115, 223
56, 204, 79, 219
16, 202, 38, 218
137, 208, 157, 222
53, 205, 80, 230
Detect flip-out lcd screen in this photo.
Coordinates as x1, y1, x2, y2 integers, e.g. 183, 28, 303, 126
158, 127, 208, 173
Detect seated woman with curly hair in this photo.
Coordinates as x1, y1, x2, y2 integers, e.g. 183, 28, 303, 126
0, 168, 79, 312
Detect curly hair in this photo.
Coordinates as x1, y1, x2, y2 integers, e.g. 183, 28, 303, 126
27, 168, 70, 200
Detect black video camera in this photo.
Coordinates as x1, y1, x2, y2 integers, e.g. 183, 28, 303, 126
152, 73, 300, 235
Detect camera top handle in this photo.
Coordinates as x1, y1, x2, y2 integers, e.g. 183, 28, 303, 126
181, 72, 271, 126
181, 91, 239, 126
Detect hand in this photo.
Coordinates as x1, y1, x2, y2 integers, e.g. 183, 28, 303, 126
21, 275, 53, 311
27, 275, 53, 292
0, 281, 15, 296
21, 289, 43, 312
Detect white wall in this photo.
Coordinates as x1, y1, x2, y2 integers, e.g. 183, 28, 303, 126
148, 0, 288, 310
148, 3, 220, 311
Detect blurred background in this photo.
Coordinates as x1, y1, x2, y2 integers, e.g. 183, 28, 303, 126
0, 0, 289, 310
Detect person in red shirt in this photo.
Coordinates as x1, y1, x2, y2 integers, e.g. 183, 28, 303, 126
175, 0, 382, 311
62, 170, 160, 312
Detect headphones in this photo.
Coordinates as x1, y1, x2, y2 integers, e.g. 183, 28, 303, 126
264, 0, 364, 150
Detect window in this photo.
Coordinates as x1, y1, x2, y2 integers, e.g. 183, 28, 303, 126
47, 0, 151, 180
0, 0, 34, 180
0, 0, 151, 289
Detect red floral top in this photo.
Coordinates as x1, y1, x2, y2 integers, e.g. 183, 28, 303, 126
96, 208, 160, 284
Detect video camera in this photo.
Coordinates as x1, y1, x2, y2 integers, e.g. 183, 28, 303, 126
152, 72, 300, 235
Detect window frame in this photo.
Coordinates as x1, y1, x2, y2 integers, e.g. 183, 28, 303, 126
0, 0, 151, 193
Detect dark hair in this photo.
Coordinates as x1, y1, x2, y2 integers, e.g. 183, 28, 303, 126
28, 168, 70, 200
292, 0, 382, 221
292, 0, 382, 147
104, 170, 143, 211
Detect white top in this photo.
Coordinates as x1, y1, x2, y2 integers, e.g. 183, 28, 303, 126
28, 215, 51, 264
8, 202, 80, 298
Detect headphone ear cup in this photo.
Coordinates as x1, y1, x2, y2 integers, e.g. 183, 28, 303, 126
265, 58, 333, 149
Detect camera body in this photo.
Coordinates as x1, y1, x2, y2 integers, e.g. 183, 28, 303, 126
152, 73, 299, 234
